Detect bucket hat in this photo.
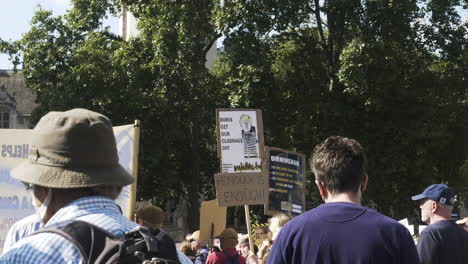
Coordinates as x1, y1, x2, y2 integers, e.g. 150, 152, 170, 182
12, 108, 134, 188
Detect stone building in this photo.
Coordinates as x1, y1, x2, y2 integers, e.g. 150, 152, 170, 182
0, 70, 37, 129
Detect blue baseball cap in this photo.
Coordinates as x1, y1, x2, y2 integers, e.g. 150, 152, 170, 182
411, 184, 454, 205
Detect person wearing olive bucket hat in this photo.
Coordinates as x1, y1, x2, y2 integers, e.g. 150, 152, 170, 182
0, 109, 138, 263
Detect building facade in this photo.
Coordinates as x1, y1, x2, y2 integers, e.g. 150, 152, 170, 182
0, 70, 37, 129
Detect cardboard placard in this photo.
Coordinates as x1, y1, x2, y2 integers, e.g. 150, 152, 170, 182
264, 147, 306, 216
252, 223, 270, 245
199, 200, 227, 241
215, 172, 266, 206
216, 109, 264, 173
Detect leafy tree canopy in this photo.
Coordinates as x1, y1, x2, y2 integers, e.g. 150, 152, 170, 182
1, 0, 466, 228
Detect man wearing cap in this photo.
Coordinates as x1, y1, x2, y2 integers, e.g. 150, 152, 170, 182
206, 228, 246, 264
268, 136, 418, 264
0, 109, 138, 263
412, 184, 468, 264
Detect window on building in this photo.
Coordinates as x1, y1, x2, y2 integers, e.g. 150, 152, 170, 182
0, 110, 9, 128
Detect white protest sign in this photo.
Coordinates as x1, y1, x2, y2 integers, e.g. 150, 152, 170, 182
0, 124, 137, 251
216, 109, 264, 173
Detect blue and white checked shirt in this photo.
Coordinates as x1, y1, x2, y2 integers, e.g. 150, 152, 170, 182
0, 196, 137, 264
0, 196, 193, 264
3, 214, 43, 253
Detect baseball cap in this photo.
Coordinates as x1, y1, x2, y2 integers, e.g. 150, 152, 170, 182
411, 184, 454, 205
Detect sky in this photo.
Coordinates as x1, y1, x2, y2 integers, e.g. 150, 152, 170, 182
0, 2, 466, 70
0, 0, 118, 69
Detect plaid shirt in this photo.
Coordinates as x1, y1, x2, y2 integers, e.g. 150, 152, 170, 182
3, 214, 43, 253
0, 196, 138, 264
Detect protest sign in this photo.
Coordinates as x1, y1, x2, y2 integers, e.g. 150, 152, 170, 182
0, 123, 139, 251
215, 172, 266, 206
216, 109, 264, 173
199, 199, 227, 242
264, 147, 306, 216
252, 223, 269, 245
110, 123, 140, 219
398, 218, 414, 236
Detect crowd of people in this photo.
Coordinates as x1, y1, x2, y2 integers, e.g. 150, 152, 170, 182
0, 108, 467, 264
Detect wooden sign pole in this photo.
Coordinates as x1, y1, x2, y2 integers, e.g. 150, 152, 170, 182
128, 120, 140, 219
244, 205, 255, 254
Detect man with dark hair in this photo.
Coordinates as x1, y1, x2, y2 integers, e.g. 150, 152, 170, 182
0, 109, 139, 263
268, 136, 419, 264
412, 184, 468, 264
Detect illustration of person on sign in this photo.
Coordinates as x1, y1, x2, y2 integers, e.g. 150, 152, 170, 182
239, 114, 258, 158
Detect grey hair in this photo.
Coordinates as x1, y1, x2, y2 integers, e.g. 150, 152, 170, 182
438, 203, 453, 213
269, 213, 291, 240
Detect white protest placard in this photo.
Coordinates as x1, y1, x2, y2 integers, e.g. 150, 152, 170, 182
216, 109, 264, 173
0, 124, 138, 251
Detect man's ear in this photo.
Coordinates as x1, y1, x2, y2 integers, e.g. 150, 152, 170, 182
33, 185, 49, 203
315, 180, 327, 200
431, 201, 438, 213
360, 174, 368, 193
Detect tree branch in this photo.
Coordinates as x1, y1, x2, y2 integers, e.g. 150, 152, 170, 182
314, 0, 328, 53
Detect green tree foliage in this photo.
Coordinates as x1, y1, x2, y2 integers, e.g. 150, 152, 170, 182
0, 0, 225, 231
0, 0, 466, 228
213, 0, 467, 220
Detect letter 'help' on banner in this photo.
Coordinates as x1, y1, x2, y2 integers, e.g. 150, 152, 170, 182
0, 123, 140, 252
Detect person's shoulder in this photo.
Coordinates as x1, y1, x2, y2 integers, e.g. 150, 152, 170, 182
206, 251, 223, 263
76, 213, 138, 237
11, 214, 41, 229
365, 208, 402, 225
0, 232, 81, 263
362, 208, 412, 233
424, 220, 464, 235
177, 249, 194, 264
286, 207, 322, 226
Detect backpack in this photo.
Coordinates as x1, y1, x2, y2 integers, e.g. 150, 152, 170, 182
32, 220, 181, 264
222, 252, 239, 264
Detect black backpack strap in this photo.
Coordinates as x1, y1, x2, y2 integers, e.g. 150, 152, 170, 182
31, 220, 114, 264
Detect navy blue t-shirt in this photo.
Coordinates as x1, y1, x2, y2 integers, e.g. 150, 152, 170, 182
417, 220, 468, 264
267, 202, 418, 264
